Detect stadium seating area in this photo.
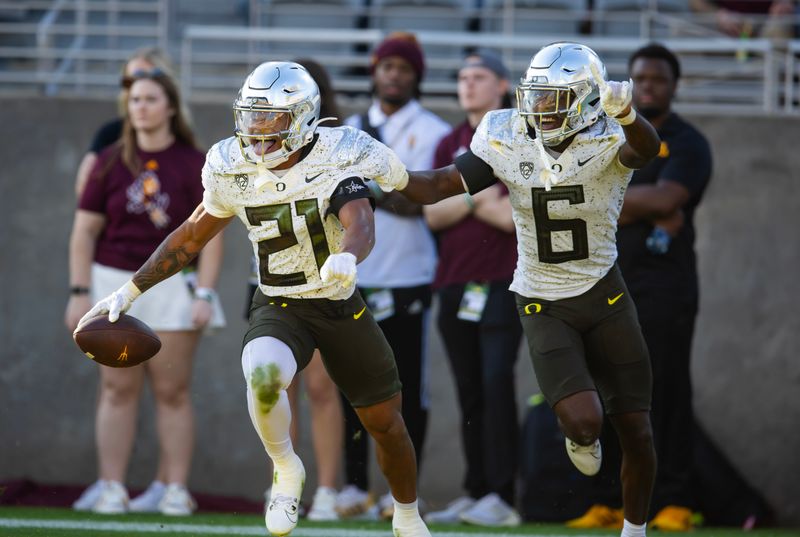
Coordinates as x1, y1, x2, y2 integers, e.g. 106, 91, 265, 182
0, 0, 797, 113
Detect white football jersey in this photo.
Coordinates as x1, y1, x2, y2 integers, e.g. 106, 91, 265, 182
469, 109, 632, 300
202, 126, 406, 300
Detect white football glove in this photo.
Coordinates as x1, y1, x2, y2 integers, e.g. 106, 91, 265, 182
76, 280, 141, 330
320, 253, 357, 289
589, 62, 632, 119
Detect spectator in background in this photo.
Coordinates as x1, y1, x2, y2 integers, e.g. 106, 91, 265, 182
339, 32, 450, 520
243, 58, 345, 521
74, 47, 175, 197
688, 0, 795, 38
65, 68, 225, 516
619, 43, 712, 531
422, 51, 523, 528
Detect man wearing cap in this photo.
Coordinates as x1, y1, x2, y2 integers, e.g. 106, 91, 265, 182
338, 32, 450, 519
422, 51, 523, 527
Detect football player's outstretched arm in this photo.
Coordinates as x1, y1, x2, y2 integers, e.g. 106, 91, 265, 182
589, 63, 660, 169
399, 165, 467, 205
133, 204, 232, 293
77, 204, 233, 327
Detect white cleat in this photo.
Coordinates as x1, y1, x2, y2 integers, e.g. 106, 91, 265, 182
392, 513, 432, 537
91, 481, 129, 515
566, 438, 602, 476
158, 483, 197, 516
424, 496, 475, 524
307, 486, 339, 521
265, 455, 305, 536
129, 481, 166, 513
459, 493, 521, 527
72, 480, 106, 511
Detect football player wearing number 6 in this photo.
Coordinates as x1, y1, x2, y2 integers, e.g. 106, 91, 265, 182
78, 61, 431, 537
395, 43, 661, 537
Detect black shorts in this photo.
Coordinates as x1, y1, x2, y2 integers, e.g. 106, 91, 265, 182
243, 289, 401, 408
515, 265, 652, 415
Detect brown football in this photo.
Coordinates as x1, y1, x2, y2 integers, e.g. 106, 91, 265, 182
73, 314, 161, 368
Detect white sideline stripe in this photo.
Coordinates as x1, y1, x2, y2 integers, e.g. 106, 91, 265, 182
0, 518, 574, 537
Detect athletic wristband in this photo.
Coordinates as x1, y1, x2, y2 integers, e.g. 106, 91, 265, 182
70, 286, 90, 296
365, 179, 385, 201
463, 193, 474, 209
616, 107, 637, 126
194, 287, 216, 303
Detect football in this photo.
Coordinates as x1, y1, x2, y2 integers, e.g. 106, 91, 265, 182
73, 314, 161, 368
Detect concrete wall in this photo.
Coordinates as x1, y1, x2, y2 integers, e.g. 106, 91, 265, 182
0, 97, 797, 524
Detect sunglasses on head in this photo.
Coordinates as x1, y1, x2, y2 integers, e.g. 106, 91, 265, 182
120, 68, 168, 89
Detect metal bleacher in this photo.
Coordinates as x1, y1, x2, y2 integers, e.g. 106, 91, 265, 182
0, 0, 798, 115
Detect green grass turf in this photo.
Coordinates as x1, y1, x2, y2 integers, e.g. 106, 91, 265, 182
1, 507, 798, 537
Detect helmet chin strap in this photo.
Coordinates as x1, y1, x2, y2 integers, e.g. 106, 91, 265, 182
533, 136, 562, 192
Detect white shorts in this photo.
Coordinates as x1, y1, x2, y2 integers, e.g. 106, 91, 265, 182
91, 263, 226, 332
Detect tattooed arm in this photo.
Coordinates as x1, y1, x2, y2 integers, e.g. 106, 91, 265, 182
133, 203, 233, 292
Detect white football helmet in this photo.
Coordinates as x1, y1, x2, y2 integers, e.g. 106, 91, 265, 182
517, 42, 606, 147
233, 61, 322, 167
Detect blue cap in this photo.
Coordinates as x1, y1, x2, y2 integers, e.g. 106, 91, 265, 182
460, 50, 510, 80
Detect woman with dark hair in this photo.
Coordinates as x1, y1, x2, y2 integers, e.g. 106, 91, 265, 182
65, 69, 224, 516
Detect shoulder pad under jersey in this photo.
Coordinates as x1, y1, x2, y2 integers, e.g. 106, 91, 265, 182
478, 109, 525, 148
326, 126, 377, 168
205, 136, 255, 176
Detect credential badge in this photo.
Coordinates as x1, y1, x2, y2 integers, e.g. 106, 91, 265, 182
235, 174, 249, 191
519, 162, 534, 180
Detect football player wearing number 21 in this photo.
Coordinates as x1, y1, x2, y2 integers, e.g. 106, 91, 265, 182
396, 43, 661, 537
78, 62, 431, 537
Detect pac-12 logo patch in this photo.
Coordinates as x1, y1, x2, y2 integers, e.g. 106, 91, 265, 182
519, 161, 534, 180
235, 174, 249, 191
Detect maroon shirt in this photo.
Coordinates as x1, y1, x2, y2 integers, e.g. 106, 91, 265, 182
432, 120, 517, 289
80, 141, 205, 271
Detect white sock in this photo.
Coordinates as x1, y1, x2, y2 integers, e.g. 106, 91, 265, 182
241, 337, 299, 469
393, 498, 421, 524
621, 519, 647, 537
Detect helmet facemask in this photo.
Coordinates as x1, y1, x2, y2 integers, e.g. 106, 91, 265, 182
232, 62, 322, 168
518, 78, 598, 147
234, 105, 308, 167
517, 42, 605, 147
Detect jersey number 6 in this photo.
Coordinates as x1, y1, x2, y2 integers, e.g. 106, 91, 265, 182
245, 199, 331, 287
531, 185, 589, 264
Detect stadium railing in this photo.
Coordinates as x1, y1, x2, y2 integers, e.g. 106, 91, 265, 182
0, 0, 167, 95
179, 25, 793, 116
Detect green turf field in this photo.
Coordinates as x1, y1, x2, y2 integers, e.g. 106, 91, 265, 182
1, 507, 799, 537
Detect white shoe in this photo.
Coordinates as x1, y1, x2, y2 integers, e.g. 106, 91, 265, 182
459, 493, 521, 527
158, 483, 197, 516
265, 455, 305, 536
424, 496, 475, 524
72, 480, 105, 511
129, 481, 166, 513
92, 481, 129, 515
392, 508, 432, 537
335, 485, 373, 518
565, 437, 602, 476
307, 486, 338, 521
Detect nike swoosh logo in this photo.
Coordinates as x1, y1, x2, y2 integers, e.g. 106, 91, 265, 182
353, 306, 367, 320
577, 155, 596, 166
305, 172, 323, 183
608, 292, 624, 305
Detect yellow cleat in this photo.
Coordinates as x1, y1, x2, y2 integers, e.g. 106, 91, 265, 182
566, 504, 624, 529
649, 505, 694, 531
